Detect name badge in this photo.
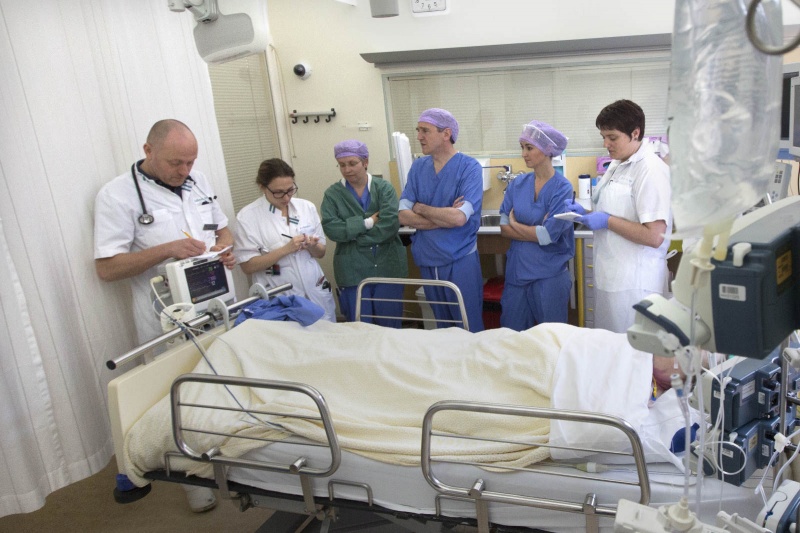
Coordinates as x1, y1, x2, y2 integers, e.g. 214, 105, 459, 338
203, 223, 218, 231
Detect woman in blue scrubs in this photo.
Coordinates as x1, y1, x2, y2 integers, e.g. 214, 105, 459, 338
499, 120, 575, 331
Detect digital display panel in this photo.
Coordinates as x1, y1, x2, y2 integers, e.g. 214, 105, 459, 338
185, 260, 230, 304
793, 84, 800, 150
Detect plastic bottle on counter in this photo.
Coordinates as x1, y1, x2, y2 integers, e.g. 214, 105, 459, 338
577, 174, 591, 199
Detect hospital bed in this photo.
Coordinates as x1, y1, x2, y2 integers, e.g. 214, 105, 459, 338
107, 278, 761, 533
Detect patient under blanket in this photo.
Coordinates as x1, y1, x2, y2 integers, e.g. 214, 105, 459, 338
123, 321, 654, 486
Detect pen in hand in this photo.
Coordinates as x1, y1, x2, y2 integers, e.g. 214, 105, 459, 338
182, 230, 193, 239
572, 191, 576, 204
281, 233, 291, 239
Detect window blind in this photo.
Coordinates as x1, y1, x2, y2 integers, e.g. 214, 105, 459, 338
386, 60, 670, 156
208, 53, 280, 213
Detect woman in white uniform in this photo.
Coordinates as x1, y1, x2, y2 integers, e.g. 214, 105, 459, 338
566, 100, 672, 333
234, 158, 336, 322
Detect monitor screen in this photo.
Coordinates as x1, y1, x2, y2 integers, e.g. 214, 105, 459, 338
790, 77, 800, 158
782, 74, 793, 141
185, 260, 230, 304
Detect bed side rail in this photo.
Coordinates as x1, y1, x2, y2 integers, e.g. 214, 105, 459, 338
421, 400, 650, 533
355, 277, 469, 330
169, 373, 341, 478
107, 282, 292, 370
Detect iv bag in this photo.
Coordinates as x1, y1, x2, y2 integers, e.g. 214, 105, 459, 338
667, 0, 783, 236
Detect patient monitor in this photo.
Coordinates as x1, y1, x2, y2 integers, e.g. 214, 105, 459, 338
164, 255, 235, 313
628, 195, 800, 360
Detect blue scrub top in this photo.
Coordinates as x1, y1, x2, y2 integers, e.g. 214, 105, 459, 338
345, 180, 371, 212
400, 152, 483, 267
500, 171, 575, 284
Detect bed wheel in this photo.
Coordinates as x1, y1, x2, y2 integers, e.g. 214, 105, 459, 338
113, 473, 152, 504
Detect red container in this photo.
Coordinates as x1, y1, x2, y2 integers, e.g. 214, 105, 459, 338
482, 276, 504, 329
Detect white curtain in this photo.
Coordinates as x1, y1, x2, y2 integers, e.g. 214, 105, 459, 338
0, 0, 234, 516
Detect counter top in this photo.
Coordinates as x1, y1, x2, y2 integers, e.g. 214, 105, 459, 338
399, 226, 501, 235
399, 226, 593, 238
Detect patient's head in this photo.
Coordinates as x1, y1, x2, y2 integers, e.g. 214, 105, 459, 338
652, 354, 678, 393
652, 349, 722, 397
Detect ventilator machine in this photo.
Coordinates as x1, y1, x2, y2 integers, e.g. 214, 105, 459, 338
616, 0, 800, 530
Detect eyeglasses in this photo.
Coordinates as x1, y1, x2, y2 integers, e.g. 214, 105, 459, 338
267, 185, 298, 198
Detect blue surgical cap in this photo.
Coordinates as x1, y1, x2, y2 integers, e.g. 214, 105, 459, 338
418, 108, 459, 143
334, 139, 369, 160
519, 120, 568, 157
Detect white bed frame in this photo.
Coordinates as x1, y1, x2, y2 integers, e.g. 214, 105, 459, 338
105, 278, 722, 533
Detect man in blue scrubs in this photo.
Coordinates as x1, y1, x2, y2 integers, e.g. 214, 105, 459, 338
399, 108, 484, 332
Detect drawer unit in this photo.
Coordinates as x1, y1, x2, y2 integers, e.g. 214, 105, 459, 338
575, 235, 596, 328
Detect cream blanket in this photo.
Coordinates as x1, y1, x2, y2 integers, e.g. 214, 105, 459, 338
123, 320, 652, 486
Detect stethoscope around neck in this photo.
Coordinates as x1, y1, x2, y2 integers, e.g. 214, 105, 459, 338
132, 163, 155, 225
131, 163, 216, 225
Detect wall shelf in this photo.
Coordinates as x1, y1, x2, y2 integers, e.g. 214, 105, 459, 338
360, 34, 672, 67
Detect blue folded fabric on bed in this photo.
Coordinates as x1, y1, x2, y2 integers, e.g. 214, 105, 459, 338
234, 295, 324, 327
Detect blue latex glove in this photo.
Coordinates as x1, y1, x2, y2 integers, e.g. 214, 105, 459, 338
576, 211, 610, 230
564, 199, 587, 215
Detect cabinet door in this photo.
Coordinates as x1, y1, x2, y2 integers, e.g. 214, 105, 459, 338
581, 237, 595, 328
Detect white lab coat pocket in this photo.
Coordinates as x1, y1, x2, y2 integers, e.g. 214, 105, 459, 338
196, 203, 214, 223
601, 180, 636, 220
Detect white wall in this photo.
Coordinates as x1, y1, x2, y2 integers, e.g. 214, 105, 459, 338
265, 0, 800, 280
345, 0, 675, 50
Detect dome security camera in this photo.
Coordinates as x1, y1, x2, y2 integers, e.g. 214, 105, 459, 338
293, 63, 311, 80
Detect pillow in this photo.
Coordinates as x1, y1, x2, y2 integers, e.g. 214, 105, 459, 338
549, 328, 655, 461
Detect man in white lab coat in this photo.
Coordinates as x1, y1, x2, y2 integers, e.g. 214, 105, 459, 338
94, 119, 234, 512
94, 119, 235, 343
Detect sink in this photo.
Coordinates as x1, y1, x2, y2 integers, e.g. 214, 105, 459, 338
480, 214, 501, 227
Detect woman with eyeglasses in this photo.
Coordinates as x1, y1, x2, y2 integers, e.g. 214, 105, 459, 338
234, 158, 336, 322
321, 140, 408, 326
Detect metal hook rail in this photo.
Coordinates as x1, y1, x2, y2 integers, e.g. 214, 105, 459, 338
290, 108, 336, 124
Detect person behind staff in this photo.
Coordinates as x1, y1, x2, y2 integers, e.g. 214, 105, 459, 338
321, 140, 408, 327
94, 118, 232, 512
398, 108, 484, 333
565, 99, 672, 333
234, 158, 336, 322
499, 120, 574, 331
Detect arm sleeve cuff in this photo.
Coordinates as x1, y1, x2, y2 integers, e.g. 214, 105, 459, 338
536, 225, 552, 245
499, 213, 510, 225
364, 217, 375, 230
458, 201, 475, 218
398, 198, 414, 211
